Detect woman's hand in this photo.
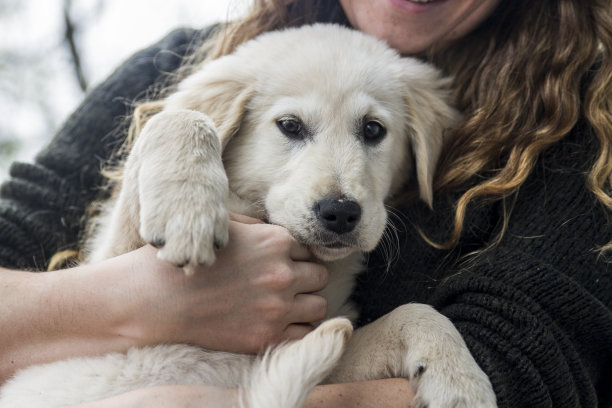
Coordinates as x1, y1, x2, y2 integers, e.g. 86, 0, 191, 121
0, 215, 328, 381
115, 214, 330, 352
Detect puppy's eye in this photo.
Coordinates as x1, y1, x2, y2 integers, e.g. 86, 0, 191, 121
363, 120, 386, 143
277, 118, 304, 139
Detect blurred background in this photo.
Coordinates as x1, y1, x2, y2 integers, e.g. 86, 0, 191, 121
0, 0, 246, 181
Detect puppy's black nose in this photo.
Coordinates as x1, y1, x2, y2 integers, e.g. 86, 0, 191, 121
315, 197, 362, 234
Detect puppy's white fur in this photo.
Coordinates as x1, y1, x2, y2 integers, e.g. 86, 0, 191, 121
0, 25, 496, 408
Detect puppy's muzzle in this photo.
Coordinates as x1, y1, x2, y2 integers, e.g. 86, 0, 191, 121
314, 196, 362, 235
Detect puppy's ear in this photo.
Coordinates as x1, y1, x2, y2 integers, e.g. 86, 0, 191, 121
401, 60, 461, 207
164, 54, 256, 149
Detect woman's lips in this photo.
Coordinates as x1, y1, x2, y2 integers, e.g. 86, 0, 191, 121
389, 0, 447, 14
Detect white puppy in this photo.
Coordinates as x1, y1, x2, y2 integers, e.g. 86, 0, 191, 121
0, 24, 496, 408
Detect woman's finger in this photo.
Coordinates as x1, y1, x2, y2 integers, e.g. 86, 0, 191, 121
291, 262, 329, 294
229, 212, 265, 224
288, 240, 315, 261
288, 293, 328, 324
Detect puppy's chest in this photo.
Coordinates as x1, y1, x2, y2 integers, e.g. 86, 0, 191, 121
318, 253, 364, 322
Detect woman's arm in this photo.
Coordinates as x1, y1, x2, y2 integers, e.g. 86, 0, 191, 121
71, 379, 415, 408
305, 378, 414, 408
0, 219, 329, 383
0, 262, 135, 383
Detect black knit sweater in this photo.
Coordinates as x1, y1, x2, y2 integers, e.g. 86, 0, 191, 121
0, 28, 610, 408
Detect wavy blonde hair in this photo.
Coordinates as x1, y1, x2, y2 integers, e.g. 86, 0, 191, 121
129, 0, 612, 252
429, 0, 612, 251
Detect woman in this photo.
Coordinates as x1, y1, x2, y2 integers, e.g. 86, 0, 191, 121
1, 0, 611, 407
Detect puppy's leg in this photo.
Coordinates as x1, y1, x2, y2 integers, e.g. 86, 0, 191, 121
241, 318, 353, 408
328, 304, 497, 408
97, 109, 229, 269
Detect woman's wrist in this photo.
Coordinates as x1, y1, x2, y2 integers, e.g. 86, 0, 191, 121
46, 257, 142, 348
0, 262, 138, 382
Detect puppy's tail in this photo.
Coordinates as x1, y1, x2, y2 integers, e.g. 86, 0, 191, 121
239, 317, 353, 408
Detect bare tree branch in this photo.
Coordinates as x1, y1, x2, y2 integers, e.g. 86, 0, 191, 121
63, 0, 88, 92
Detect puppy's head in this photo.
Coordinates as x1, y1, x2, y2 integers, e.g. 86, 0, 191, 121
168, 24, 460, 261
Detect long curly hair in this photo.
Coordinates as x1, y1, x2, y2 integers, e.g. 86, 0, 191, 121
429, 0, 612, 250
130, 0, 612, 251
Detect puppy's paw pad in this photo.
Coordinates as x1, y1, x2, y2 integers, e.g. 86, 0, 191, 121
150, 238, 166, 249
411, 360, 427, 380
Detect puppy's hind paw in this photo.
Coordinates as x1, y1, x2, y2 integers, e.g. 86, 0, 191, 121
243, 318, 353, 408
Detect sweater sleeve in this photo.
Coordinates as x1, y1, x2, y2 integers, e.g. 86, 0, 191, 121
432, 247, 611, 407
0, 27, 209, 270
354, 122, 612, 407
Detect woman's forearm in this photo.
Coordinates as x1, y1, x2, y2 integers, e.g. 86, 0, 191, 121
306, 378, 414, 408
0, 263, 135, 383
71, 385, 239, 408
69, 379, 414, 408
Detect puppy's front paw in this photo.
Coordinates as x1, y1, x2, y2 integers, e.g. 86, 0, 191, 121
398, 305, 497, 408
409, 356, 496, 408
140, 190, 229, 270
135, 109, 230, 271
331, 304, 496, 408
